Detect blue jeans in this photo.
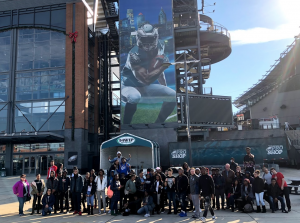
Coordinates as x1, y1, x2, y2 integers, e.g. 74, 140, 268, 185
167, 191, 177, 213
18, 196, 27, 214
42, 207, 53, 216
269, 196, 285, 211
177, 191, 187, 212
137, 205, 152, 215
87, 191, 94, 206
229, 194, 238, 207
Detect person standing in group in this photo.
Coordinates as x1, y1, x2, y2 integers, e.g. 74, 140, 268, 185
71, 167, 84, 215
111, 174, 123, 216
253, 170, 266, 213
47, 160, 57, 179
222, 163, 235, 209
82, 172, 90, 213
58, 169, 70, 214
125, 174, 137, 202
41, 189, 55, 216
152, 174, 163, 214
182, 162, 190, 177
164, 168, 177, 215
30, 174, 45, 215
90, 169, 97, 210
268, 178, 288, 213
199, 167, 215, 222
213, 168, 225, 210
175, 168, 189, 217
13, 174, 31, 216
136, 171, 146, 199
270, 168, 291, 212
243, 147, 255, 175
85, 175, 97, 215
189, 168, 201, 219
155, 167, 166, 213
58, 163, 64, 176
95, 169, 107, 214
46, 170, 59, 214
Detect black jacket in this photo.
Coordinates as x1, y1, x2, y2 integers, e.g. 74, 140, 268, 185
199, 174, 215, 197
42, 194, 55, 208
152, 180, 163, 194
175, 174, 189, 193
213, 174, 225, 189
253, 177, 265, 193
82, 178, 90, 193
268, 183, 282, 199
58, 176, 70, 192
46, 177, 58, 192
230, 162, 238, 172
230, 183, 241, 197
70, 174, 83, 193
135, 177, 145, 192
83, 180, 97, 195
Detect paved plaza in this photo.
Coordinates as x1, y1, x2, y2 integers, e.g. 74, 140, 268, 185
0, 168, 299, 223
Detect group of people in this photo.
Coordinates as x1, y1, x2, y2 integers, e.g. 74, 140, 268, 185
12, 148, 292, 222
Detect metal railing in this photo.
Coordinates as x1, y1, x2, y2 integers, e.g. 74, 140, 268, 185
200, 23, 231, 38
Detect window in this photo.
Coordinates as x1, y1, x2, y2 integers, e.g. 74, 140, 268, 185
0, 145, 5, 154
0, 156, 4, 169
0, 103, 8, 132
14, 100, 65, 132
0, 31, 11, 73
16, 29, 65, 71
13, 143, 64, 153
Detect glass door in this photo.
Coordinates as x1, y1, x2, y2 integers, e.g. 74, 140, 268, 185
13, 155, 23, 175
40, 155, 48, 176
24, 156, 30, 174
29, 156, 35, 175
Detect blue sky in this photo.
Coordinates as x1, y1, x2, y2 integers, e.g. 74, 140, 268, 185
198, 0, 300, 113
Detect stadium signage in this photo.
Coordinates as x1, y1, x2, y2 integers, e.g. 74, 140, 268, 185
117, 136, 135, 145
266, 145, 283, 155
171, 149, 186, 158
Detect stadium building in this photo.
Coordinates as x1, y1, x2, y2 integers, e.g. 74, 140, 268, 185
0, 0, 233, 175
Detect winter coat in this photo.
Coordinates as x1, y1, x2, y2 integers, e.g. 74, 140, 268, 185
95, 176, 107, 191
31, 180, 45, 195
241, 184, 254, 199
42, 194, 55, 208
222, 169, 235, 185
111, 180, 121, 202
175, 174, 189, 193
189, 174, 200, 194
70, 174, 83, 193
125, 179, 137, 194
253, 177, 265, 194
213, 174, 225, 190
46, 177, 59, 192
268, 183, 282, 199
84, 180, 97, 195
199, 174, 215, 197
230, 183, 241, 197
152, 180, 163, 194
13, 180, 30, 198
58, 176, 70, 192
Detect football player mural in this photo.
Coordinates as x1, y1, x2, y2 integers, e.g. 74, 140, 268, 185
120, 0, 177, 125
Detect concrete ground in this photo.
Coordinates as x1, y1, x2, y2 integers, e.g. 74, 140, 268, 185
0, 167, 299, 223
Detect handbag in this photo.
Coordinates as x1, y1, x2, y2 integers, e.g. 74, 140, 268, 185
124, 189, 129, 195
26, 195, 31, 202
107, 186, 113, 198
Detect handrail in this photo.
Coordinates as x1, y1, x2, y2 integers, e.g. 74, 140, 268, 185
200, 22, 231, 38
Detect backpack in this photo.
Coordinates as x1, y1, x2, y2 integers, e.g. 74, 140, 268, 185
244, 204, 253, 213
107, 186, 113, 198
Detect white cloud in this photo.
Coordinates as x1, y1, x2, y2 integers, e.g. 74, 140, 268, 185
230, 23, 299, 45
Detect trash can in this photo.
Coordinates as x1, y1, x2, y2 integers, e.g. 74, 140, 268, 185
1, 168, 6, 177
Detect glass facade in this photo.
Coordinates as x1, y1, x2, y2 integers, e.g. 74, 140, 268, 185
0, 28, 66, 133
13, 143, 64, 153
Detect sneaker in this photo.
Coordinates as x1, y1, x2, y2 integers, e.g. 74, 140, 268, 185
179, 212, 187, 217
78, 211, 82, 216
108, 210, 111, 214
73, 211, 78, 215
161, 211, 164, 214
201, 217, 206, 222
66, 211, 69, 214
191, 215, 198, 219
212, 216, 216, 220
99, 210, 101, 214
144, 214, 150, 217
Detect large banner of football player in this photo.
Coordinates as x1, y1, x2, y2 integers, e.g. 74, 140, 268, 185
119, 0, 177, 125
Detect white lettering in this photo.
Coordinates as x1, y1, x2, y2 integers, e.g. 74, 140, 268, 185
266, 145, 283, 155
